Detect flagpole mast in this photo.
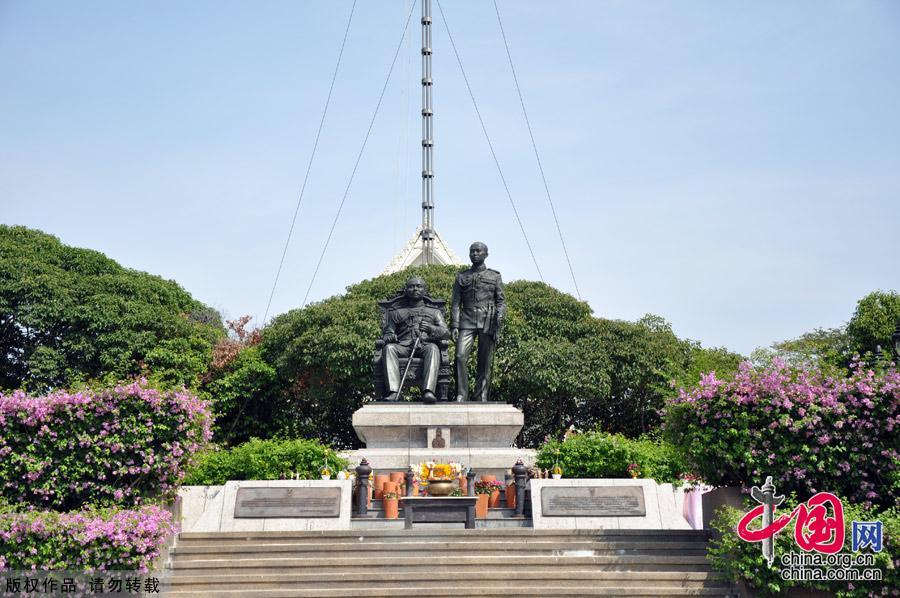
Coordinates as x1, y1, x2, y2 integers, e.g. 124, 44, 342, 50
421, 0, 435, 265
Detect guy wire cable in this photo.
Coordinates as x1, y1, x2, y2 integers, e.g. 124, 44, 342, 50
262, 0, 358, 324
301, 0, 418, 307
493, 0, 581, 299
435, 0, 544, 282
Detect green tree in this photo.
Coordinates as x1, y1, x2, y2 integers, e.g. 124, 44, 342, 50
199, 317, 279, 445
754, 290, 899, 371
846, 290, 900, 358
0, 226, 223, 391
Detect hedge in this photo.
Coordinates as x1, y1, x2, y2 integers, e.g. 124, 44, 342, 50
535, 431, 688, 484
183, 438, 347, 486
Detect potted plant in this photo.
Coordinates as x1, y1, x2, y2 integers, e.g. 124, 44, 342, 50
486, 480, 503, 508
627, 463, 640, 479
505, 480, 516, 509
382, 491, 400, 519
474, 481, 492, 518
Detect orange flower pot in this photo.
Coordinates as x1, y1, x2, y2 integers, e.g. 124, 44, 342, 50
489, 488, 500, 508
457, 476, 467, 494
382, 481, 400, 497
389, 472, 405, 485
475, 494, 489, 518
480, 474, 497, 485
505, 483, 516, 509
383, 497, 399, 519
374, 474, 389, 499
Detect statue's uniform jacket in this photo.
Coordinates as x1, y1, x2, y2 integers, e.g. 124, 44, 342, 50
451, 265, 505, 401
451, 267, 506, 333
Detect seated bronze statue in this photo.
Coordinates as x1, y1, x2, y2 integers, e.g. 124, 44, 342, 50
372, 276, 451, 403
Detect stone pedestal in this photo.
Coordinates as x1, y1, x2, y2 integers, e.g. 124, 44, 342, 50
348, 402, 535, 475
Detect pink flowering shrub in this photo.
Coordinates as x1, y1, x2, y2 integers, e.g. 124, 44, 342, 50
0, 504, 175, 572
665, 360, 899, 509
0, 381, 212, 510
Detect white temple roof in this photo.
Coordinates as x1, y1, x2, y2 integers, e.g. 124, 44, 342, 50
381, 226, 464, 275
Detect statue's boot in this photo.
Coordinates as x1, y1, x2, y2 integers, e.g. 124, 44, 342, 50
455, 395, 466, 402
384, 392, 399, 402
422, 390, 437, 404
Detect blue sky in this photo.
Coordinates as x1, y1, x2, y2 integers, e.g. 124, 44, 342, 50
2, 0, 898, 355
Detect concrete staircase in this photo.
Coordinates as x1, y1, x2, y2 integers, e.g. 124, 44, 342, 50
164, 528, 736, 596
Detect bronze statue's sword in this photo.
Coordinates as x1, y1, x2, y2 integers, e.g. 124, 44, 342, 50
750, 476, 785, 566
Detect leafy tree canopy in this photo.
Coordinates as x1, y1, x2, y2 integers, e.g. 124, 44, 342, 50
755, 290, 899, 371
846, 290, 900, 358
0, 225, 223, 391
261, 265, 739, 448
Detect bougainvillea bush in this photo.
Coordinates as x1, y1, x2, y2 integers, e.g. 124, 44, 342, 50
0, 381, 212, 510
665, 360, 900, 509
0, 504, 175, 572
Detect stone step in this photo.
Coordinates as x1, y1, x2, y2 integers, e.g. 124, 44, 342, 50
164, 571, 731, 592
351, 518, 533, 529
171, 548, 710, 561
358, 503, 522, 518
177, 528, 710, 542
166, 570, 724, 584
164, 579, 731, 592
161, 585, 733, 597
171, 539, 710, 556
169, 554, 715, 571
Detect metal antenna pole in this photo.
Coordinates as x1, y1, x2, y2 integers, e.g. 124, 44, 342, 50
421, 0, 435, 264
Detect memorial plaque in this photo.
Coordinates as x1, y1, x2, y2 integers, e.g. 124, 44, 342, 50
234, 487, 341, 518
541, 486, 646, 517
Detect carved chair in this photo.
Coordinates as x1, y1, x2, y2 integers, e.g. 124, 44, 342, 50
372, 291, 451, 401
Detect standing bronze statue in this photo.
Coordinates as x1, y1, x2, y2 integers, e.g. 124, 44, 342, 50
382, 276, 450, 403
451, 242, 506, 402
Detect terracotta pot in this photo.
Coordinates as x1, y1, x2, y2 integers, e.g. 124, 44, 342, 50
412, 481, 420, 496
367, 484, 373, 508
475, 494, 489, 518
480, 474, 497, 485
457, 476, 467, 494
374, 474, 389, 499
383, 497, 399, 519
382, 481, 400, 497
389, 472, 405, 485
488, 488, 500, 508
505, 483, 516, 509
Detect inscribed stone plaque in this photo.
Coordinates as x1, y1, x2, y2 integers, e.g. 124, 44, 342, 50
234, 487, 341, 518
541, 486, 646, 517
